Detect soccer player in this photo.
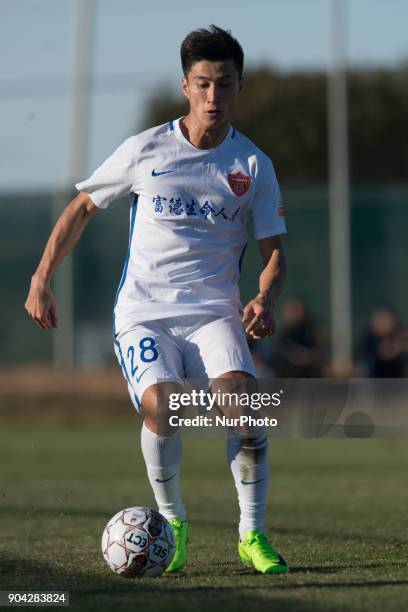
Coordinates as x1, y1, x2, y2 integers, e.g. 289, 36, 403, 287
25, 25, 288, 575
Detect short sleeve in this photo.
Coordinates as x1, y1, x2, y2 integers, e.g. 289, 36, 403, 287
251, 156, 287, 240
75, 136, 138, 209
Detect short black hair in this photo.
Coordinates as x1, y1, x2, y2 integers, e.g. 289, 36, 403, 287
181, 25, 244, 80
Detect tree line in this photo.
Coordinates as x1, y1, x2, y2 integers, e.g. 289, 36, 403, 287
142, 67, 408, 182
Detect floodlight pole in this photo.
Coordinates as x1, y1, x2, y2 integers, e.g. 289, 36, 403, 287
328, 0, 352, 375
52, 0, 94, 367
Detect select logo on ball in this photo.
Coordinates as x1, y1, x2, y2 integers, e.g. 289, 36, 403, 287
101, 507, 176, 578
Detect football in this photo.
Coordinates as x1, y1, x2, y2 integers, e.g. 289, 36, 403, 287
101, 507, 176, 578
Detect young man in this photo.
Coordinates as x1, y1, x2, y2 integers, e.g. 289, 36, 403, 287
25, 25, 288, 575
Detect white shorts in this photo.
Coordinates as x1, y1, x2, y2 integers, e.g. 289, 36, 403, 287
113, 314, 256, 412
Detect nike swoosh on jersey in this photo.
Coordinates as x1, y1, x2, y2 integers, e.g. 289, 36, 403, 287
135, 366, 152, 383
241, 478, 264, 485
151, 169, 176, 177
155, 474, 177, 483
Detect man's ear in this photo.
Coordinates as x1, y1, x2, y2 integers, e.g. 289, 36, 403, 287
238, 77, 244, 93
181, 76, 189, 99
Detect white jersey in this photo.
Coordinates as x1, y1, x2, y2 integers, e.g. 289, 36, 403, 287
75, 118, 286, 336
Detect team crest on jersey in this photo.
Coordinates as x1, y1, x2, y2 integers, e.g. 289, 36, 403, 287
228, 172, 251, 197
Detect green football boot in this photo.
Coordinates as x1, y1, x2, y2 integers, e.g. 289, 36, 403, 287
239, 529, 289, 574
164, 518, 189, 573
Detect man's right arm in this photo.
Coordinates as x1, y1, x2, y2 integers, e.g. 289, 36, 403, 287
25, 191, 99, 330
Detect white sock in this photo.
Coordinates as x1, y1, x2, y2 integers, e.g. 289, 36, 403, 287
227, 433, 269, 540
140, 422, 186, 521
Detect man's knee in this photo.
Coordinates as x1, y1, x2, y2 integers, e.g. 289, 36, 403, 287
211, 371, 258, 434
141, 382, 184, 435
211, 370, 256, 404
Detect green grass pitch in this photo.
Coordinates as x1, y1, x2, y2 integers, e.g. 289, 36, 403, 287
0, 420, 407, 611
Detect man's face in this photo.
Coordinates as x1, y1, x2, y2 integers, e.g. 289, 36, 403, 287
182, 59, 241, 129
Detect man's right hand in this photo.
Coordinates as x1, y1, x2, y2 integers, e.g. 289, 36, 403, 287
25, 276, 58, 330
23, 192, 99, 331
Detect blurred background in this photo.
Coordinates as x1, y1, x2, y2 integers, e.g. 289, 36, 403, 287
1, 5, 408, 605
1, 0, 407, 382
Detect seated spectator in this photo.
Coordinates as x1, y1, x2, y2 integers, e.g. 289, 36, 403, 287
268, 298, 323, 377
358, 307, 406, 377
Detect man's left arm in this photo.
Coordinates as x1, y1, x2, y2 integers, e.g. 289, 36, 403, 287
242, 234, 287, 339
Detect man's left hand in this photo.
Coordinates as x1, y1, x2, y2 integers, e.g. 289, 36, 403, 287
242, 295, 276, 339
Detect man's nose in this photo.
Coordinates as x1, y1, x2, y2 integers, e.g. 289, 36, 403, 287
206, 83, 220, 104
